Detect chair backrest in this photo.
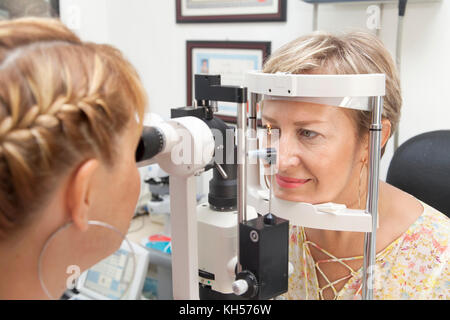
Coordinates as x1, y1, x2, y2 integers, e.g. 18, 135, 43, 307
386, 130, 450, 217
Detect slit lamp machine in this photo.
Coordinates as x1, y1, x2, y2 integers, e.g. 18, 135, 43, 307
135, 71, 385, 300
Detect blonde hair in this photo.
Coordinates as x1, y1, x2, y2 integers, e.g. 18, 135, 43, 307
0, 18, 147, 236
263, 31, 401, 154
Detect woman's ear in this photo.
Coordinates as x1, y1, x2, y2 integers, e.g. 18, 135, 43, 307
360, 118, 391, 160
381, 119, 392, 150
66, 159, 100, 232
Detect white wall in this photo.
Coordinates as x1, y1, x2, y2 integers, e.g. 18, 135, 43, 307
60, 0, 450, 182
316, 0, 450, 179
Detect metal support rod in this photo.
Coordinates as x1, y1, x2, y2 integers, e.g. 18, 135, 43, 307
247, 93, 262, 195
362, 96, 383, 300
169, 175, 199, 299
394, 13, 405, 151
248, 93, 258, 135
236, 102, 247, 274
375, 4, 384, 38
313, 4, 319, 31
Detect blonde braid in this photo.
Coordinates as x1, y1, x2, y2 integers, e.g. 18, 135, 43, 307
0, 84, 117, 225
0, 18, 147, 236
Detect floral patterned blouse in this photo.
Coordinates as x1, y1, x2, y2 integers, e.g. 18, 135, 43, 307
284, 200, 449, 300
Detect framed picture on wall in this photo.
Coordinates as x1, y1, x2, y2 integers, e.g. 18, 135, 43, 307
0, 0, 59, 20
187, 40, 271, 123
176, 0, 287, 23
50, 0, 59, 16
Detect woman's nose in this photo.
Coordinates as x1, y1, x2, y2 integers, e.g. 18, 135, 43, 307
277, 135, 301, 170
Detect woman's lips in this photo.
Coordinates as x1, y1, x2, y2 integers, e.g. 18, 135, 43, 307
275, 174, 310, 189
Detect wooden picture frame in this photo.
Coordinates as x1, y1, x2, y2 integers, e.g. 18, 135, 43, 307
50, 0, 60, 16
187, 40, 271, 123
0, 0, 59, 19
176, 0, 286, 23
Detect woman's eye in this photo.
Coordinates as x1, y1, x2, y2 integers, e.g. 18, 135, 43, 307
298, 129, 318, 139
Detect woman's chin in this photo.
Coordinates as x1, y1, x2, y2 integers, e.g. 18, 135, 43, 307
274, 189, 314, 203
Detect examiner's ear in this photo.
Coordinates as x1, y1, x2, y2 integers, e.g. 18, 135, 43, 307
66, 159, 100, 232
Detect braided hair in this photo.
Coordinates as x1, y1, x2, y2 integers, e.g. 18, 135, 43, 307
0, 18, 147, 236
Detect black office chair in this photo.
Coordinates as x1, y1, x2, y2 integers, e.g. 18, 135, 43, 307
386, 130, 450, 217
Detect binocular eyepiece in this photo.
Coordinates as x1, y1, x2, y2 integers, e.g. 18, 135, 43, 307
135, 126, 165, 164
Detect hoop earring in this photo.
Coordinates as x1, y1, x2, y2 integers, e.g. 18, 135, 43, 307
38, 220, 136, 300
358, 159, 367, 210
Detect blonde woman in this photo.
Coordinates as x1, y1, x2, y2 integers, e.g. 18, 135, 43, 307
0, 18, 147, 299
261, 32, 449, 300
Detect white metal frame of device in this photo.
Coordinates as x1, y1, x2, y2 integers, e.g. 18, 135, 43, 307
242, 70, 385, 300
139, 115, 215, 300
141, 71, 384, 300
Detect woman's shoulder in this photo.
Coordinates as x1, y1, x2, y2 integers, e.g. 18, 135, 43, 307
381, 182, 448, 265
382, 182, 449, 242
380, 199, 449, 299
389, 199, 449, 269
410, 200, 449, 245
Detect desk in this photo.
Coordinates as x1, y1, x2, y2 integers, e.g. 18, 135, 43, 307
126, 214, 173, 299
126, 214, 166, 245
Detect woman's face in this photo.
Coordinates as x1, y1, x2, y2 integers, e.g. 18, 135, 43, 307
262, 100, 366, 207
38, 119, 143, 299
89, 119, 142, 235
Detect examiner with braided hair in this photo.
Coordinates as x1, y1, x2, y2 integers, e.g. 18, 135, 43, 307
0, 18, 147, 299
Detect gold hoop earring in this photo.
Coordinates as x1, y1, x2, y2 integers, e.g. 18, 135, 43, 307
38, 220, 136, 300
358, 159, 367, 209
